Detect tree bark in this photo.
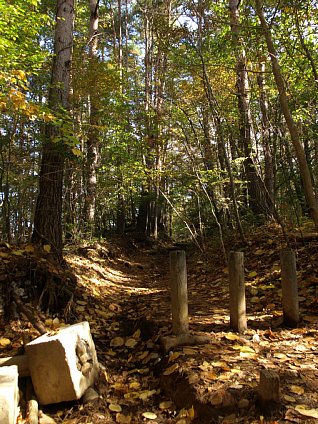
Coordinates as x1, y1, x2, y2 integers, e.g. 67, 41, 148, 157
229, 0, 267, 215
257, 59, 275, 213
32, 0, 75, 258
83, 0, 100, 236
255, 0, 318, 231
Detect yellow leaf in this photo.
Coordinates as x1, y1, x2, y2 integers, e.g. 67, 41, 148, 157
240, 351, 256, 358
0, 338, 11, 347
284, 394, 296, 402
76, 305, 86, 312
109, 403, 122, 412
168, 351, 181, 362
110, 337, 125, 347
248, 271, 257, 278
43, 244, 51, 253
295, 405, 318, 418
45, 318, 53, 327
129, 381, 140, 390
211, 361, 229, 369
202, 371, 217, 381
52, 317, 60, 329
183, 347, 197, 355
12, 250, 24, 256
290, 385, 305, 395
132, 329, 141, 339
139, 389, 156, 400
188, 405, 195, 419
124, 392, 139, 400
125, 338, 138, 348
142, 412, 157, 420
159, 401, 173, 410
116, 413, 131, 423
255, 249, 264, 255
225, 333, 240, 341
24, 245, 35, 253
72, 147, 82, 157
274, 352, 288, 360
163, 363, 179, 376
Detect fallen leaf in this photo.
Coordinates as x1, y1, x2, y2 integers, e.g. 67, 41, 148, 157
224, 333, 240, 341
110, 337, 125, 347
290, 385, 305, 395
0, 338, 11, 347
43, 244, 51, 253
139, 389, 156, 400
116, 413, 132, 423
202, 371, 217, 381
142, 412, 157, 420
183, 347, 197, 355
295, 405, 318, 418
125, 338, 138, 348
109, 403, 122, 412
168, 351, 181, 362
163, 363, 179, 376
284, 395, 296, 402
132, 329, 141, 339
248, 271, 257, 278
159, 401, 173, 410
129, 381, 141, 390
24, 245, 35, 253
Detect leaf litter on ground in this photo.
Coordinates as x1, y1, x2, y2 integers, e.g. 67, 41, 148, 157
1, 224, 318, 422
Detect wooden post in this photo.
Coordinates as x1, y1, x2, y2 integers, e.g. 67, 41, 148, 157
259, 369, 280, 413
229, 251, 247, 333
280, 248, 299, 327
169, 250, 189, 335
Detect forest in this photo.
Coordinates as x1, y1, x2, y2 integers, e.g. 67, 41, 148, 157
1, 0, 318, 423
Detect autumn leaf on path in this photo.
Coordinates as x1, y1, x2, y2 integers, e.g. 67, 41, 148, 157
163, 363, 179, 375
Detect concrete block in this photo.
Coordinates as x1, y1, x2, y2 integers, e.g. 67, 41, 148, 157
0, 365, 19, 424
25, 321, 99, 405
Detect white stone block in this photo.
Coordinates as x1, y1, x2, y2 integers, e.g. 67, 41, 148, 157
25, 321, 99, 405
0, 365, 19, 424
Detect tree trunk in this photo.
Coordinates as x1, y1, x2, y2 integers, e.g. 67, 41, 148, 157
83, 0, 100, 236
255, 0, 318, 230
257, 59, 275, 213
32, 0, 74, 258
229, 0, 267, 215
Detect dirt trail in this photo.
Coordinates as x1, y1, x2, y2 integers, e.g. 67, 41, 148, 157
1, 228, 318, 423
64, 233, 318, 424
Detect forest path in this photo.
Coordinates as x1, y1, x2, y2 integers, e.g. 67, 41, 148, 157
2, 228, 318, 423
63, 230, 318, 424
63, 229, 318, 424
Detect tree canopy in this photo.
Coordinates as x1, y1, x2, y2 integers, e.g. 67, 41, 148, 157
1, 0, 318, 251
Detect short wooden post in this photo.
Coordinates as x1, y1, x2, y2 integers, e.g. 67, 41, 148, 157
259, 369, 280, 413
280, 248, 299, 327
169, 250, 189, 335
229, 251, 247, 333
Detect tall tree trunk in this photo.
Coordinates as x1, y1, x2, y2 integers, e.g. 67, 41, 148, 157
32, 0, 74, 258
136, 6, 152, 235
229, 0, 267, 215
255, 0, 318, 230
84, 0, 100, 236
257, 59, 275, 213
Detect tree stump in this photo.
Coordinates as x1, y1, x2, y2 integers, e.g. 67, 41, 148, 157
259, 369, 280, 414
